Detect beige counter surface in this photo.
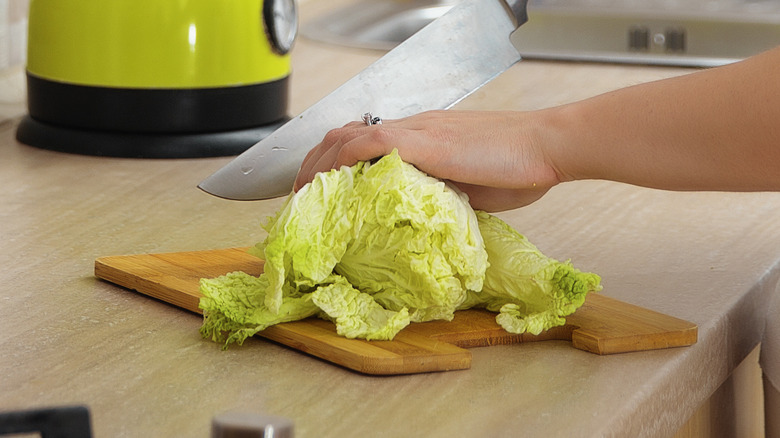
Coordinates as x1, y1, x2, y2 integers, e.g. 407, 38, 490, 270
2, 2, 779, 437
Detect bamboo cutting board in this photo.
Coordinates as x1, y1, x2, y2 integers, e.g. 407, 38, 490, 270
94, 248, 697, 375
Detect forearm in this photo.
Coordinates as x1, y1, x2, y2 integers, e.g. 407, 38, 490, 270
543, 47, 780, 192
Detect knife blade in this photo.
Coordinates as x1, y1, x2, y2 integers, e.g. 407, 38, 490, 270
198, 0, 529, 200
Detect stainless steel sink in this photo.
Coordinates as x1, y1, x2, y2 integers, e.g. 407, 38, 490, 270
300, 0, 780, 67
300, 0, 459, 51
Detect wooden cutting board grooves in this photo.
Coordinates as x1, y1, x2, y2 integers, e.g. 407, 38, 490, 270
95, 247, 697, 375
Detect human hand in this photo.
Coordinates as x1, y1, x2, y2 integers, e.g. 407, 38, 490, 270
293, 110, 562, 212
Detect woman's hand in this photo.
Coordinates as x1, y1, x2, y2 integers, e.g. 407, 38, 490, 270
293, 110, 563, 212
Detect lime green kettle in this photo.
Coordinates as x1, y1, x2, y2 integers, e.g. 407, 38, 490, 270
17, 0, 297, 158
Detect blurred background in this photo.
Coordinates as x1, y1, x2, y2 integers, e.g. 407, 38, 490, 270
301, 0, 780, 66
5, 0, 780, 129
0, 0, 26, 124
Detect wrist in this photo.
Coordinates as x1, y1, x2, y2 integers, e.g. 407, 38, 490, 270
528, 105, 586, 185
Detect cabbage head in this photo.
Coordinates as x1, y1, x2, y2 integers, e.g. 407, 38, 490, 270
199, 150, 601, 348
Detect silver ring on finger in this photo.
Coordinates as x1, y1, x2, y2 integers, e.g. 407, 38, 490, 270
362, 112, 382, 126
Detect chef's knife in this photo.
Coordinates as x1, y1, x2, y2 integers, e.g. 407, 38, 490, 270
199, 0, 529, 200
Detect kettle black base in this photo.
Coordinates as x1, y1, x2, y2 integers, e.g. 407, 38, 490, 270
17, 73, 290, 158
16, 115, 289, 159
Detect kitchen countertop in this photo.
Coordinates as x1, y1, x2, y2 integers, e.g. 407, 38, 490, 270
2, 1, 778, 436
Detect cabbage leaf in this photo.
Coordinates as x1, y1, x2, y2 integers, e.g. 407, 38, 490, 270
467, 211, 603, 335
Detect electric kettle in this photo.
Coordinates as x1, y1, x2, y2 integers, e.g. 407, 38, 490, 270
16, 0, 297, 158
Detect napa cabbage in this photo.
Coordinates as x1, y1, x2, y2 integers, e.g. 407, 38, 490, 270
199, 150, 601, 348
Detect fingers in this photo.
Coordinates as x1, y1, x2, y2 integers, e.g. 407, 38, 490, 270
293, 110, 480, 191
294, 120, 401, 191
294, 123, 358, 191
304, 121, 364, 168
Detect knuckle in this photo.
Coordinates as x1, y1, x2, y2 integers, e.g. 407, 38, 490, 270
322, 127, 345, 143
368, 127, 392, 142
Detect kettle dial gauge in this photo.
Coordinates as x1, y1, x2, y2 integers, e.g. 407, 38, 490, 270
264, 0, 298, 55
